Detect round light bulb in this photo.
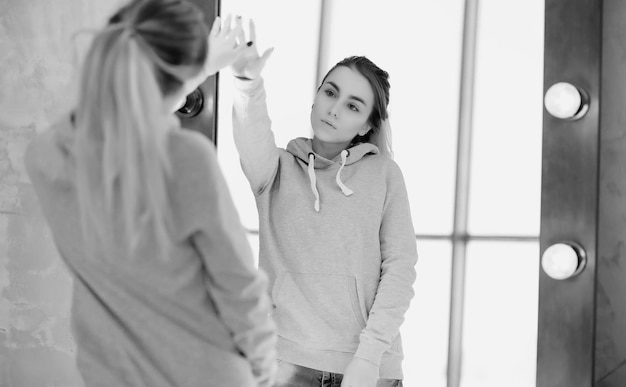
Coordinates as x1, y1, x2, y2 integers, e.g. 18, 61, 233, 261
541, 242, 585, 280
544, 82, 588, 120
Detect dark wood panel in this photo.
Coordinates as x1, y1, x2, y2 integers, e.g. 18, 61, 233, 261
176, 0, 220, 143
596, 361, 626, 387
537, 0, 601, 386
596, 0, 626, 383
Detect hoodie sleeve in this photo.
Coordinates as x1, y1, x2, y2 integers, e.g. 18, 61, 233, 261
354, 160, 418, 366
171, 130, 277, 386
231, 77, 281, 195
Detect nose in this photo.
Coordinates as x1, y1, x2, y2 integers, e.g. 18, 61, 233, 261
328, 102, 339, 118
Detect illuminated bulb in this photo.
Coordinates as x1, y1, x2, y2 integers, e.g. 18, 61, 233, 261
544, 82, 588, 120
541, 242, 585, 280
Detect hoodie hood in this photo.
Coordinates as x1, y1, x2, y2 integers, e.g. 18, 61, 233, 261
285, 137, 379, 212
285, 137, 379, 167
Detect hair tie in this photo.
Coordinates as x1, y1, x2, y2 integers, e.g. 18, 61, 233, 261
73, 20, 202, 83
104, 21, 136, 36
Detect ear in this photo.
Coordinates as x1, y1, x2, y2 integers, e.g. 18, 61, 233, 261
358, 124, 372, 137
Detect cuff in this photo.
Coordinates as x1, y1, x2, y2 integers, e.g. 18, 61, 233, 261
354, 334, 388, 366
233, 75, 263, 88
233, 75, 263, 91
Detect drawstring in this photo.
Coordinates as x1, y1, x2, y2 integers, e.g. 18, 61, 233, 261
307, 150, 354, 212
308, 153, 320, 212
336, 150, 354, 196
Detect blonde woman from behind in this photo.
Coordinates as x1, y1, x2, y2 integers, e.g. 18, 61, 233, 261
24, 1, 276, 386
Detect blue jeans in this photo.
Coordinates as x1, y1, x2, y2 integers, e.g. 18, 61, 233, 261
273, 360, 403, 387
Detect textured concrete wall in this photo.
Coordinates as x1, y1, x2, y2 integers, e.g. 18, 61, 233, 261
0, 1, 122, 385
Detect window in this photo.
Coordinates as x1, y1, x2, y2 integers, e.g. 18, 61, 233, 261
216, 1, 544, 385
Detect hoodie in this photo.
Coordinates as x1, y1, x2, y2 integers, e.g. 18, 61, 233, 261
23, 114, 276, 387
232, 77, 418, 379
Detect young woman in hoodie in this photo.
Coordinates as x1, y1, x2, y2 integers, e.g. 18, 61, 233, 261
230, 22, 418, 387
24, 1, 276, 386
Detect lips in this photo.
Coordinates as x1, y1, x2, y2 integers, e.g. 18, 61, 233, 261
321, 119, 336, 129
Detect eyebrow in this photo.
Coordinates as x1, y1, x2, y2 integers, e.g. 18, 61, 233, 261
327, 81, 368, 106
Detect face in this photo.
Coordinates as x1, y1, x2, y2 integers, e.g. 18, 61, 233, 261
310, 66, 374, 145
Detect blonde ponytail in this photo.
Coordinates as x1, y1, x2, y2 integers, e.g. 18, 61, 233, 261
75, 27, 173, 260
72, 0, 208, 261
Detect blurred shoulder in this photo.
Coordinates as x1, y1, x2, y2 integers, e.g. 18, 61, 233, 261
168, 127, 217, 165
24, 114, 74, 184
166, 127, 224, 195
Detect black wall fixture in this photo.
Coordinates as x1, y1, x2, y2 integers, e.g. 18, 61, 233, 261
539, 1, 626, 386
175, 0, 220, 144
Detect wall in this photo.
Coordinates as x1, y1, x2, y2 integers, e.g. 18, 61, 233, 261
596, 0, 626, 384
0, 1, 122, 385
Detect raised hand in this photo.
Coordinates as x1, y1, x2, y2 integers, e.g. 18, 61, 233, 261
180, 15, 250, 97
230, 19, 274, 80
204, 15, 248, 77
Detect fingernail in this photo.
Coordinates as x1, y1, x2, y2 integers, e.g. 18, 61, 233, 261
247, 41, 253, 46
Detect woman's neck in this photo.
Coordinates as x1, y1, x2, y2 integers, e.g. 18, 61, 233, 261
311, 137, 351, 160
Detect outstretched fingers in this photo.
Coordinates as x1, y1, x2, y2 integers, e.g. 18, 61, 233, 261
209, 16, 221, 37
259, 47, 274, 67
220, 14, 233, 38
248, 19, 257, 45
231, 16, 246, 47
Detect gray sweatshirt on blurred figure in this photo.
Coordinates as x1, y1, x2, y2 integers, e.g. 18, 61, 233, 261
232, 77, 418, 380
24, 114, 276, 387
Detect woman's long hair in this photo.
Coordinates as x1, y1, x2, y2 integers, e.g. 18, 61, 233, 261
320, 56, 393, 158
74, 0, 208, 259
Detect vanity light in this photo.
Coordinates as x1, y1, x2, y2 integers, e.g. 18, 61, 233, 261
177, 87, 204, 118
544, 82, 589, 120
541, 242, 586, 280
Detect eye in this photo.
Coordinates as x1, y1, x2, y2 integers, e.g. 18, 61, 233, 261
349, 104, 360, 112
324, 89, 336, 97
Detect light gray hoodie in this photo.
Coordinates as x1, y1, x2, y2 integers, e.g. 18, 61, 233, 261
24, 114, 276, 387
232, 77, 418, 379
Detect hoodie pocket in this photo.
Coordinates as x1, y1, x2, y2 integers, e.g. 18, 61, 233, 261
272, 272, 367, 353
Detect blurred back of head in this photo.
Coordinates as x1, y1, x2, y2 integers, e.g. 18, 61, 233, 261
74, 0, 209, 259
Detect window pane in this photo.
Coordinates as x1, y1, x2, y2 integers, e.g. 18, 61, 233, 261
468, 0, 544, 236
401, 240, 451, 387
324, 0, 464, 235
461, 241, 539, 387
217, 0, 321, 230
